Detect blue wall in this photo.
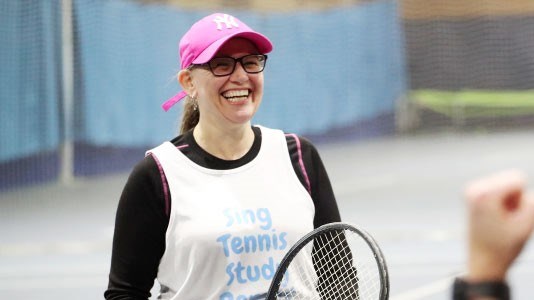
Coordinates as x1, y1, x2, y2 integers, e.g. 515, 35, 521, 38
0, 0, 406, 187
0, 0, 62, 162
73, 0, 406, 146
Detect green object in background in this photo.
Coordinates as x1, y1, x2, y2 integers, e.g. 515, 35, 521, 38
410, 90, 534, 118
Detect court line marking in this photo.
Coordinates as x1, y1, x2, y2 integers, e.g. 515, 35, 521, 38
0, 275, 106, 290
0, 239, 111, 256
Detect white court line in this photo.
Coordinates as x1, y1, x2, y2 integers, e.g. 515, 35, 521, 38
0, 275, 106, 290
390, 273, 462, 300
0, 239, 111, 256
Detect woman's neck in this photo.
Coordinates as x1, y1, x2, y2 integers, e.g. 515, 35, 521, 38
193, 122, 255, 160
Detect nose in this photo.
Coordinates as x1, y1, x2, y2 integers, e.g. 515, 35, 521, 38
229, 61, 248, 83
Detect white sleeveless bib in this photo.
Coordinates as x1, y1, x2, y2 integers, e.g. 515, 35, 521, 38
147, 126, 315, 300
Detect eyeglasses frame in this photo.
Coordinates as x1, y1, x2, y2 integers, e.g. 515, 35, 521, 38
189, 54, 268, 77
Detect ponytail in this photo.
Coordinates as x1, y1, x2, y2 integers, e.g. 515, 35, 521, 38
179, 96, 199, 134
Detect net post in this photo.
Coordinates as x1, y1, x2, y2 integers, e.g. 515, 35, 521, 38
60, 0, 75, 184
395, 94, 420, 133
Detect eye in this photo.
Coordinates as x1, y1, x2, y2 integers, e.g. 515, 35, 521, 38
243, 56, 261, 67
244, 61, 259, 67
210, 58, 233, 69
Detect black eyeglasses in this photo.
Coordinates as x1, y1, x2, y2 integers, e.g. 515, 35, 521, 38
193, 54, 268, 77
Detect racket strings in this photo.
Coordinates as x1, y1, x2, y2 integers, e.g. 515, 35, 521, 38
275, 229, 381, 300
313, 231, 360, 298
315, 230, 379, 299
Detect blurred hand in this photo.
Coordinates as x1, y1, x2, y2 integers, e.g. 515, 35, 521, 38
464, 170, 534, 282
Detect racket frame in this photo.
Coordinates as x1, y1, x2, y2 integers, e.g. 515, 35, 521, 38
265, 222, 389, 300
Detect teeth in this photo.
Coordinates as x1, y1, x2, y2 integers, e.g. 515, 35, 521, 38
226, 96, 247, 103
223, 90, 249, 99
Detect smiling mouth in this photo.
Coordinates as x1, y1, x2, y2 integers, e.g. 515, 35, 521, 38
222, 89, 250, 103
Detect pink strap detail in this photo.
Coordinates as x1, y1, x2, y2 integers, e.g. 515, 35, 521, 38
149, 153, 170, 217
146, 144, 190, 218
162, 91, 187, 111
286, 133, 312, 195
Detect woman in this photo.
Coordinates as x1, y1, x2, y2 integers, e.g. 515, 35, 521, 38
105, 13, 341, 300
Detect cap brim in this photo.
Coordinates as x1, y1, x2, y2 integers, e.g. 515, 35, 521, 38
192, 31, 273, 64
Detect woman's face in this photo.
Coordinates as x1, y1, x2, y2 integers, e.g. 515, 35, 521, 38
191, 38, 265, 128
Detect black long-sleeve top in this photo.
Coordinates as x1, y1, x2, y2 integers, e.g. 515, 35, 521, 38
105, 126, 341, 299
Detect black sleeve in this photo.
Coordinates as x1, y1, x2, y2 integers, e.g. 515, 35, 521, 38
286, 135, 342, 228
104, 155, 168, 299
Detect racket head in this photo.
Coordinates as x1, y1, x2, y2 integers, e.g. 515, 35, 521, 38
266, 222, 389, 300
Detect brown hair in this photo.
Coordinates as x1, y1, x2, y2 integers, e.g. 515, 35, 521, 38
179, 95, 199, 134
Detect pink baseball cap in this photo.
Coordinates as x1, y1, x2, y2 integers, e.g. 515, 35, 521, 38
162, 13, 273, 111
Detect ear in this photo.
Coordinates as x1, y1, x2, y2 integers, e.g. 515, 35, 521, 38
178, 69, 196, 97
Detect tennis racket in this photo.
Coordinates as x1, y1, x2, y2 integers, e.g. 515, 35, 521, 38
257, 222, 389, 300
